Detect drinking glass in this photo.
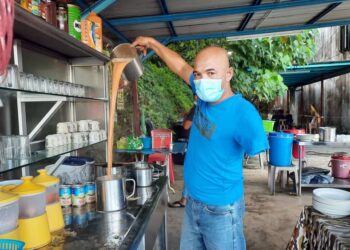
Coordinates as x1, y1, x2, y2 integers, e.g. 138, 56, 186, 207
0, 136, 14, 159
19, 72, 27, 90
26, 74, 35, 91
6, 65, 19, 89
53, 80, 60, 94
39, 77, 48, 93
13, 135, 31, 159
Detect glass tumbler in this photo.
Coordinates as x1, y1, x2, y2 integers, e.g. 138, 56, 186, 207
6, 65, 19, 89
0, 136, 14, 159
13, 135, 31, 159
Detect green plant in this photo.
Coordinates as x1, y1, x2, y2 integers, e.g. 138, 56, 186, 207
138, 30, 317, 127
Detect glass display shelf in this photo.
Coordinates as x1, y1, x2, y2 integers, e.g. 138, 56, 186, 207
0, 140, 106, 174
0, 86, 108, 102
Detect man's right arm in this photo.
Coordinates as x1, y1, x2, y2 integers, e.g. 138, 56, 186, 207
132, 36, 193, 84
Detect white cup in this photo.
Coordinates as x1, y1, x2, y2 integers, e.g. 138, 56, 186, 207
99, 130, 107, 140
72, 132, 83, 144
89, 121, 100, 131
45, 135, 56, 148
89, 131, 100, 143
78, 120, 90, 132
81, 132, 89, 144
57, 122, 69, 134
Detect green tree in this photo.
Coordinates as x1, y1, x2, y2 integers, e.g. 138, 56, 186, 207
138, 30, 316, 128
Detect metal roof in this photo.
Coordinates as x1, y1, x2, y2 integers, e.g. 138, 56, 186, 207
73, 0, 350, 47
281, 61, 350, 88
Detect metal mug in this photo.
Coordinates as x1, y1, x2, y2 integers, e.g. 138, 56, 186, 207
134, 166, 153, 187
96, 175, 136, 212
111, 43, 144, 82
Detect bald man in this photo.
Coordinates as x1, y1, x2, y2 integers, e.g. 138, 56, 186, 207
132, 37, 268, 250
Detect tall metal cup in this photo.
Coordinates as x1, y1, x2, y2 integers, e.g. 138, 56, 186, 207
96, 175, 136, 212
111, 43, 144, 82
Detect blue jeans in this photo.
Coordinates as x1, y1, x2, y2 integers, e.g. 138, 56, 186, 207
180, 196, 246, 250
182, 185, 188, 198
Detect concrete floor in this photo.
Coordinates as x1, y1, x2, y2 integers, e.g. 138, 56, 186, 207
167, 156, 316, 250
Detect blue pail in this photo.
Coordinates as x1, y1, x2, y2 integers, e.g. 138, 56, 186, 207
268, 132, 293, 166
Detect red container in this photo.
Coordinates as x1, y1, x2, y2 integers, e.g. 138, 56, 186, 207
329, 158, 350, 179
284, 128, 305, 159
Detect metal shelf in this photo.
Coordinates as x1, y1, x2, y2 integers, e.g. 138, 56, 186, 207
296, 140, 350, 195
0, 86, 108, 102
301, 178, 350, 188
0, 140, 106, 174
295, 140, 350, 147
14, 4, 110, 62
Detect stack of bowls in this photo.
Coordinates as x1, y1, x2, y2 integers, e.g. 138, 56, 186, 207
312, 188, 350, 218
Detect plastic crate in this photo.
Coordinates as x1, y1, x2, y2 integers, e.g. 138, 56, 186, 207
262, 120, 275, 133
151, 129, 172, 149
0, 240, 25, 250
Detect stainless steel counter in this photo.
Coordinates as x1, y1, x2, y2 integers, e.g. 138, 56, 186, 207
45, 176, 168, 250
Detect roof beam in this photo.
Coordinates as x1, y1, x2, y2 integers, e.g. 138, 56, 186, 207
81, 0, 118, 19
109, 0, 344, 26
167, 18, 350, 42
158, 0, 177, 36
237, 0, 262, 31
306, 3, 342, 24
73, 0, 129, 42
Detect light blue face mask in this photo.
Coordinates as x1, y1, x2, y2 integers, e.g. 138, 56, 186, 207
193, 78, 224, 102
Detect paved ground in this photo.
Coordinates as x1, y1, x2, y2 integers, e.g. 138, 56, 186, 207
166, 153, 332, 250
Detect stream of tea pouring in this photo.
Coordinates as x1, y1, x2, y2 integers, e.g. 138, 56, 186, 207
107, 58, 132, 177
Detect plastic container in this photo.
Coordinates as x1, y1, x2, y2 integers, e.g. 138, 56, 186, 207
151, 129, 172, 149
67, 156, 95, 181
51, 158, 87, 184
33, 169, 59, 205
329, 159, 350, 179
0, 239, 24, 250
141, 137, 151, 149
284, 128, 305, 159
262, 120, 275, 133
9, 177, 46, 219
0, 191, 19, 235
67, 4, 81, 40
268, 132, 293, 166
81, 12, 103, 52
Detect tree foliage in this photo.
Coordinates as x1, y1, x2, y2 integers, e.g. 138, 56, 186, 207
138, 30, 316, 128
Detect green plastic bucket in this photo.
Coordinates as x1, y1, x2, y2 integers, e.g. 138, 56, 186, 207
68, 4, 81, 40
262, 120, 275, 133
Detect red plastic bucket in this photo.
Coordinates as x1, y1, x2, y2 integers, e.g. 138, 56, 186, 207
284, 129, 305, 159
329, 159, 350, 179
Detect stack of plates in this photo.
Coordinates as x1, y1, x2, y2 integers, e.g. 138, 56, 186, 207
312, 188, 350, 218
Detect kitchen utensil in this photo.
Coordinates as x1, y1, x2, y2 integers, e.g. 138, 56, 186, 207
136, 186, 153, 205
133, 161, 153, 187
96, 175, 135, 212
111, 43, 144, 82
296, 134, 314, 142
312, 188, 350, 218
319, 127, 336, 142
9, 176, 51, 249
94, 163, 126, 178
0, 190, 19, 240
33, 169, 64, 232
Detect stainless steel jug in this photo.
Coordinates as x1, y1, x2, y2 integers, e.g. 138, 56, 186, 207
111, 43, 144, 82
96, 175, 136, 212
133, 161, 153, 187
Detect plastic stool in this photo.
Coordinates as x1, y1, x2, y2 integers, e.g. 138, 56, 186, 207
268, 163, 299, 195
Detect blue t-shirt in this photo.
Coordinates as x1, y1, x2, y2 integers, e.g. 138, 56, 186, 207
184, 74, 269, 205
